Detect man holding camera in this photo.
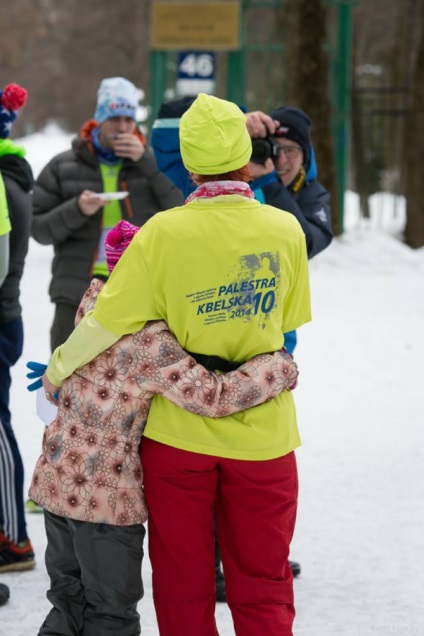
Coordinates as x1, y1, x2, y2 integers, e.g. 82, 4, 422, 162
153, 100, 332, 263
32, 76, 184, 353
246, 106, 332, 261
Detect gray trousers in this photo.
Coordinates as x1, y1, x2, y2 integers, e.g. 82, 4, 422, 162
50, 302, 79, 352
39, 511, 145, 636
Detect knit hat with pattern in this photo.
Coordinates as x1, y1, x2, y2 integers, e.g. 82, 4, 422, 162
0, 83, 27, 138
94, 77, 139, 124
105, 220, 139, 274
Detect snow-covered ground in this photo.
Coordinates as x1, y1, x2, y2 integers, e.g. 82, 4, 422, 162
1, 127, 423, 635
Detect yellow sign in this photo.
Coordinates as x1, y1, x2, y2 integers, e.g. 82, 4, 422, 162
151, 2, 240, 50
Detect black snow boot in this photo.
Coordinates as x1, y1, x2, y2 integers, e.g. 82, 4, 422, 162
290, 560, 301, 577
0, 583, 10, 606
215, 536, 226, 603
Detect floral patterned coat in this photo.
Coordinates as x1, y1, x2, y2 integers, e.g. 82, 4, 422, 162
29, 279, 298, 526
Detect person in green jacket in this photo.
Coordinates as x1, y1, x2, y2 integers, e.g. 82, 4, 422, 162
32, 76, 184, 352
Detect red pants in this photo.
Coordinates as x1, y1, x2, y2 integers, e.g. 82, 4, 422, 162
140, 438, 298, 636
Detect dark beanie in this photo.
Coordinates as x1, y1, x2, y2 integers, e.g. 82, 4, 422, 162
270, 106, 311, 168
157, 96, 196, 119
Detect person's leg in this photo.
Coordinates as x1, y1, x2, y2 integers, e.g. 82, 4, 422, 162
40, 512, 144, 636
216, 452, 298, 636
0, 319, 31, 550
141, 438, 219, 636
74, 520, 145, 636
38, 511, 86, 636
50, 303, 79, 352
214, 519, 226, 602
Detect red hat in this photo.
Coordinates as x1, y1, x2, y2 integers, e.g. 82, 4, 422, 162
0, 83, 28, 138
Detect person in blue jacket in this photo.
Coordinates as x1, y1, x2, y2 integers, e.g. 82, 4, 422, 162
152, 98, 332, 353
245, 105, 333, 353
152, 100, 332, 254
151, 96, 333, 598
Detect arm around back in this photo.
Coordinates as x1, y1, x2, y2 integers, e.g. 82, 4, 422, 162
160, 350, 298, 418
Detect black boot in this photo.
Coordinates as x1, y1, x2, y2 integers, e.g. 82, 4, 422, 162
215, 565, 226, 603
215, 535, 226, 603
290, 560, 301, 577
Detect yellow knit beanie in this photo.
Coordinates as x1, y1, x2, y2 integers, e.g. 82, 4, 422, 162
180, 93, 252, 175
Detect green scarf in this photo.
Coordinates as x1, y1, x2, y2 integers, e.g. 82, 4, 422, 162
0, 139, 26, 159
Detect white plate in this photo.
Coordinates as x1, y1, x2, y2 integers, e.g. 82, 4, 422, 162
100, 191, 129, 201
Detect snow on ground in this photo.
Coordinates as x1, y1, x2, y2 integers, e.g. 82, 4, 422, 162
1, 128, 423, 635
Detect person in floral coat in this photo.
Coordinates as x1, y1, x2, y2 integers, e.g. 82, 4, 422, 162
30, 220, 298, 636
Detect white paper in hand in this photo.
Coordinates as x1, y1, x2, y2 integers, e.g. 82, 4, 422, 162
36, 389, 58, 426
100, 192, 129, 201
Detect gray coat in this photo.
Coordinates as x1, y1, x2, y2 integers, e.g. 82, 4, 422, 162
31, 124, 184, 306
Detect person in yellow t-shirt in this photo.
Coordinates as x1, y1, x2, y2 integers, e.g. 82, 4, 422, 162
0, 173, 11, 287
42, 93, 312, 636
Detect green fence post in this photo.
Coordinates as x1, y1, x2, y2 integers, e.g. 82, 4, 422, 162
335, 0, 353, 232
226, 1, 246, 105
149, 50, 169, 131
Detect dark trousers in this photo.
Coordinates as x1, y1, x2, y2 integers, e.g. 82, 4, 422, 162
0, 317, 27, 544
39, 511, 145, 636
50, 302, 79, 352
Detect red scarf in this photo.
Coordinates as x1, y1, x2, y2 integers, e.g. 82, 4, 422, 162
185, 180, 255, 204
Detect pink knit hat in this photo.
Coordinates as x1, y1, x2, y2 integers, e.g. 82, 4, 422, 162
105, 220, 139, 274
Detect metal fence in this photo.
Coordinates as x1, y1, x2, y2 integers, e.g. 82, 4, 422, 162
351, 86, 411, 216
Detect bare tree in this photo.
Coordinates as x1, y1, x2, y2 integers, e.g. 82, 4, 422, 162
0, 0, 151, 134
404, 7, 424, 248
283, 0, 339, 234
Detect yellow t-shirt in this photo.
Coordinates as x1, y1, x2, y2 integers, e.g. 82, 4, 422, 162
92, 162, 123, 278
0, 174, 11, 237
94, 194, 312, 460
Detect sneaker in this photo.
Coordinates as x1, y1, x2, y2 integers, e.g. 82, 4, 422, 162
0, 538, 35, 573
0, 532, 9, 549
25, 499, 44, 514
215, 567, 226, 603
290, 560, 301, 577
0, 583, 10, 606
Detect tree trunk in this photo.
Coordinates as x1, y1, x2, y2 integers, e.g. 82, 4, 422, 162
283, 0, 340, 235
404, 19, 424, 248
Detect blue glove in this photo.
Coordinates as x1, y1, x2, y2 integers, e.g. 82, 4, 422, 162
26, 361, 47, 392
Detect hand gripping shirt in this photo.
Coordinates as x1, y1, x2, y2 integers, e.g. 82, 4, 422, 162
94, 193, 312, 460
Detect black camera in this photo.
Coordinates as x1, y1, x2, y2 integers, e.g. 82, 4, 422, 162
250, 137, 280, 165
